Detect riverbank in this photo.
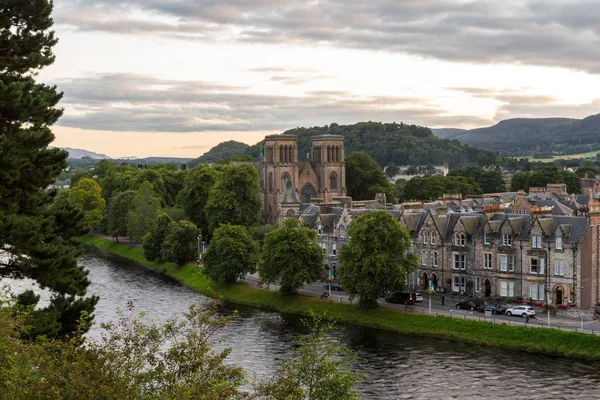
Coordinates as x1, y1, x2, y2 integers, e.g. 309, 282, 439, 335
77, 236, 600, 361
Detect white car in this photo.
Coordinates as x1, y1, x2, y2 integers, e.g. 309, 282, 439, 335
413, 292, 424, 302
505, 306, 535, 318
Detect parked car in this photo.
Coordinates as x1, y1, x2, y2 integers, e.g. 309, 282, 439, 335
413, 292, 424, 302
505, 306, 536, 317
323, 281, 343, 291
478, 304, 506, 314
455, 300, 484, 311
385, 292, 414, 305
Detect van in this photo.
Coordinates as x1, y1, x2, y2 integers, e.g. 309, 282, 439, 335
385, 292, 414, 305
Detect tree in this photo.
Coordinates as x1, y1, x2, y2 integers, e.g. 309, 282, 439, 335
107, 190, 136, 241
255, 314, 364, 400
338, 211, 417, 310
385, 162, 400, 178
345, 152, 391, 200
142, 213, 173, 262
178, 164, 218, 236
203, 224, 259, 283
259, 219, 324, 296
205, 164, 262, 234
0, 0, 97, 339
476, 170, 506, 193
127, 181, 161, 241
68, 178, 106, 230
161, 220, 200, 265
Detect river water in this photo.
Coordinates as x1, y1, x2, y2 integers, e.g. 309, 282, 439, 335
7, 248, 600, 399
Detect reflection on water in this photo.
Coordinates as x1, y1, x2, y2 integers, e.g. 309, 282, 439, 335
11, 247, 600, 399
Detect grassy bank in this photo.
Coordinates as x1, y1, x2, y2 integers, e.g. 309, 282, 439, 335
77, 236, 600, 361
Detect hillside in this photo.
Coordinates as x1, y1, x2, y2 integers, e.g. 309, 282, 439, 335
191, 122, 500, 168
433, 114, 600, 157
52, 147, 111, 159
188, 140, 250, 167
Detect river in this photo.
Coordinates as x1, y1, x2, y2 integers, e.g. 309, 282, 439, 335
7, 248, 600, 399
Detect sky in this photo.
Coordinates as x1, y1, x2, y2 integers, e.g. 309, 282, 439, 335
42, 0, 600, 158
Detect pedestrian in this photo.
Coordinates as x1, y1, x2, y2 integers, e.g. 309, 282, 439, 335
525, 314, 530, 324
441, 293, 445, 306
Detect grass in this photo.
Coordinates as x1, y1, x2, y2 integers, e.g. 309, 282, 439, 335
77, 236, 600, 361
529, 149, 600, 162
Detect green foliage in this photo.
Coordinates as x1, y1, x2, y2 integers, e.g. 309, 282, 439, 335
127, 181, 161, 241
142, 213, 173, 261
401, 175, 481, 202
339, 211, 417, 310
178, 164, 218, 236
249, 224, 278, 249
161, 220, 200, 265
188, 140, 250, 167
345, 151, 393, 200
68, 177, 106, 229
46, 189, 89, 239
203, 224, 259, 283
436, 114, 600, 157
448, 166, 506, 193
510, 167, 582, 193
259, 219, 324, 296
107, 190, 136, 239
0, 0, 97, 339
385, 162, 400, 178
205, 164, 262, 234
255, 314, 364, 400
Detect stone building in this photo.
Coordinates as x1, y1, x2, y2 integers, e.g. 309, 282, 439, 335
262, 134, 346, 224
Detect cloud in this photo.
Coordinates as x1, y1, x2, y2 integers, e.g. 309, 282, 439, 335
54, 0, 600, 73
53, 72, 490, 132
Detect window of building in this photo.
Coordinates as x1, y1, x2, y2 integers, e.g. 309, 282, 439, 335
339, 226, 346, 239
454, 233, 466, 246
421, 250, 427, 266
502, 234, 512, 247
430, 231, 436, 245
517, 210, 527, 215
500, 281, 515, 297
483, 253, 492, 270
475, 277, 480, 293
484, 232, 491, 245
317, 223, 322, 236
268, 172, 273, 192
433, 251, 438, 268
320, 243, 326, 254
532, 234, 542, 249
499, 255, 515, 272
453, 276, 466, 293
530, 257, 545, 275
332, 243, 337, 256
329, 172, 337, 190
556, 236, 562, 250
453, 253, 466, 270
554, 259, 565, 276
423, 231, 428, 245
530, 283, 545, 301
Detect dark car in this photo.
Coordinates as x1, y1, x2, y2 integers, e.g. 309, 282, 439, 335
455, 300, 483, 311
478, 304, 506, 314
323, 281, 343, 291
385, 292, 414, 305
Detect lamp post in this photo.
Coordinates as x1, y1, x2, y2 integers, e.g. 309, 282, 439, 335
197, 234, 202, 262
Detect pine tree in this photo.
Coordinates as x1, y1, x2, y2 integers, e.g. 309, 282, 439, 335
0, 0, 98, 339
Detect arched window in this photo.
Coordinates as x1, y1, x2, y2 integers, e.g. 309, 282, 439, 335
430, 231, 436, 245
454, 232, 466, 246
327, 146, 331, 162
423, 231, 428, 244
330, 172, 337, 190
336, 146, 340, 163
279, 145, 283, 163
288, 145, 293, 163
339, 226, 346, 239
268, 172, 273, 192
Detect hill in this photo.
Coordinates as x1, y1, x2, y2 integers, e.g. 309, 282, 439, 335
432, 114, 600, 157
188, 140, 250, 167
191, 122, 500, 168
54, 147, 111, 159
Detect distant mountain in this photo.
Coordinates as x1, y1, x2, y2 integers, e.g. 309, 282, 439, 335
432, 114, 600, 157
190, 122, 500, 168
58, 147, 111, 159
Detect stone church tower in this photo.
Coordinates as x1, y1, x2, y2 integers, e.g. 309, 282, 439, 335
262, 134, 346, 224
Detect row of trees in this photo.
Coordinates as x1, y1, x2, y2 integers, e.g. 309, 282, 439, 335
511, 167, 582, 194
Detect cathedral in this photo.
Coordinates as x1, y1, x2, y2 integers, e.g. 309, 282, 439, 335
262, 134, 346, 223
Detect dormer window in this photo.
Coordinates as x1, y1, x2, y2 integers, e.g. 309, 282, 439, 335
502, 234, 512, 247
484, 232, 491, 245
339, 226, 346, 239
454, 233, 465, 246
430, 231, 436, 245
556, 236, 562, 250
423, 231, 428, 245
317, 224, 322, 236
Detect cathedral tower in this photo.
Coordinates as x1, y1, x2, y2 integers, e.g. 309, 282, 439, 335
263, 134, 300, 223
311, 135, 345, 202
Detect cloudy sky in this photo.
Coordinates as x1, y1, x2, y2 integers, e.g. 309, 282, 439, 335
43, 0, 600, 158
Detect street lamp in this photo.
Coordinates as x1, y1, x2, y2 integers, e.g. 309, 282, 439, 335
197, 234, 202, 263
